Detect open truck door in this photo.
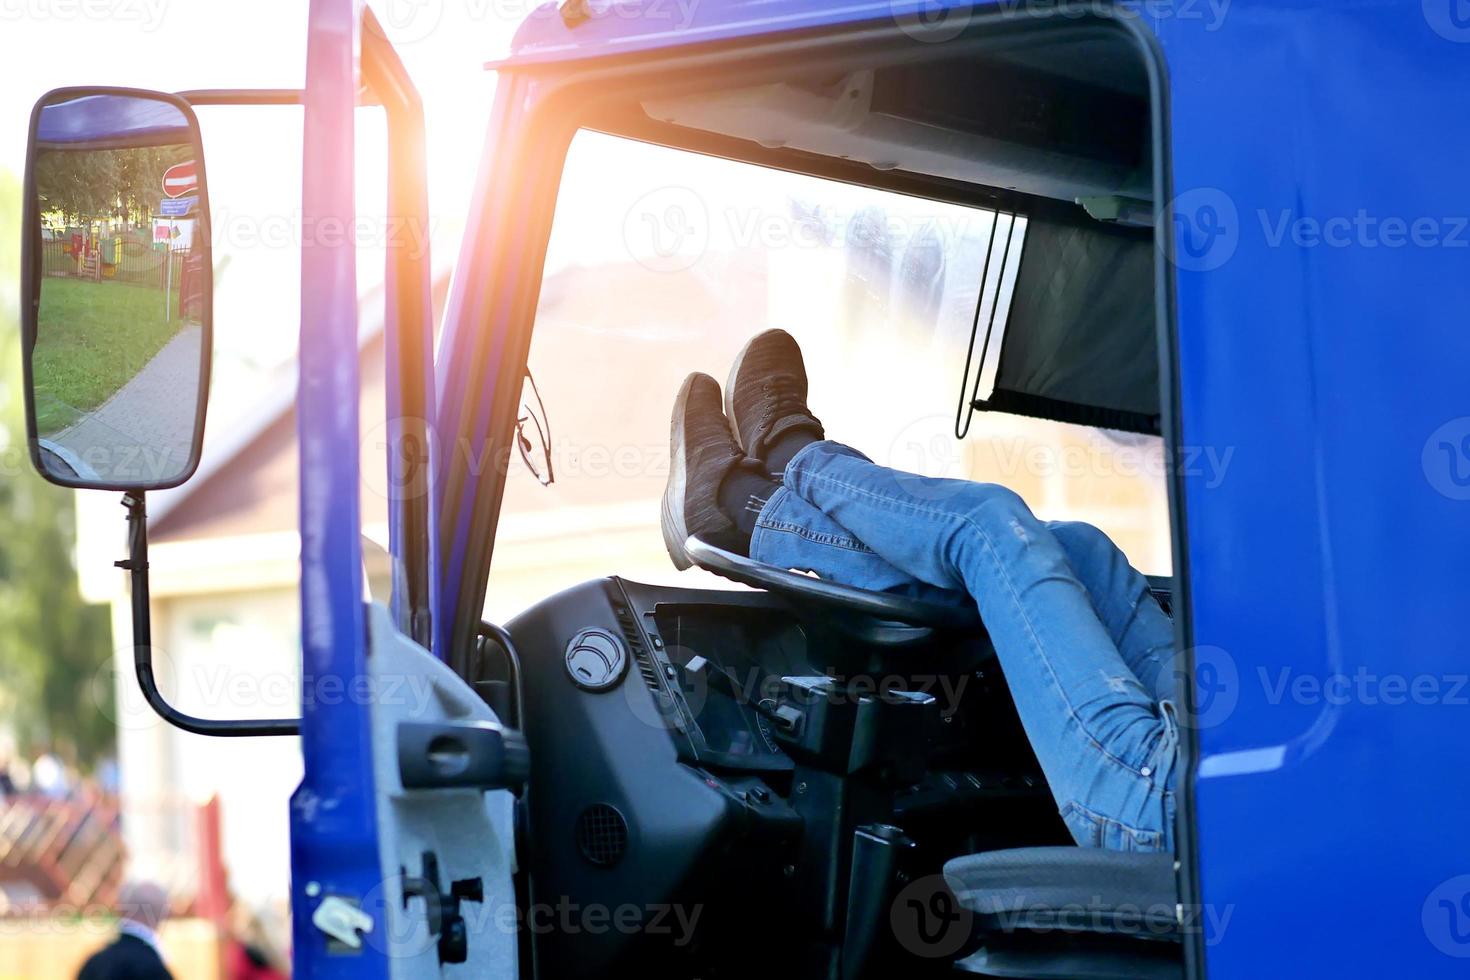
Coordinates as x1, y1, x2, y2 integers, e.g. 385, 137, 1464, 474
281, 4, 523, 974
17, 3, 524, 976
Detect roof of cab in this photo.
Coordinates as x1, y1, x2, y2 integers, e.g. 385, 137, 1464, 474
498, 0, 974, 68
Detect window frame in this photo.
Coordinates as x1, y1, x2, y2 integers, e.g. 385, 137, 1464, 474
443, 13, 1199, 973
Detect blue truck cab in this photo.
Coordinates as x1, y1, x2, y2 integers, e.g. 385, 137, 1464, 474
16, 0, 1470, 976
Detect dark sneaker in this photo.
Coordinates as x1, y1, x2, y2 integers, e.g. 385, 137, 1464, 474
725, 328, 824, 466
661, 372, 748, 569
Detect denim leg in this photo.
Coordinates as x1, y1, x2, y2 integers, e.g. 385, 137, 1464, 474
755, 494, 1176, 699
782, 441, 1177, 852
1045, 522, 1178, 705
751, 485, 971, 608
752, 451, 1173, 699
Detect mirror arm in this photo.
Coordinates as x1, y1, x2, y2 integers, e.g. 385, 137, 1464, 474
177, 89, 304, 107
119, 492, 300, 737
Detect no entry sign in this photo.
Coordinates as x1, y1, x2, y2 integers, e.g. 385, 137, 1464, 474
162, 160, 198, 199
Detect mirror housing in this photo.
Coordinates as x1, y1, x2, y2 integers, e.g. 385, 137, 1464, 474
21, 87, 212, 490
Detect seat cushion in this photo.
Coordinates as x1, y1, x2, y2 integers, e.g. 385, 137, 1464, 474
945, 846, 1180, 940
956, 933, 1184, 980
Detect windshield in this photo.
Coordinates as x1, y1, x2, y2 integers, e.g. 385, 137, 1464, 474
485, 131, 1171, 622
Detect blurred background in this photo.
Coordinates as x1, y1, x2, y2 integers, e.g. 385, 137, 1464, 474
0, 3, 505, 975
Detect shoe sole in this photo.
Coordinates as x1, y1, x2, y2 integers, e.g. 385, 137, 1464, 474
661, 374, 697, 571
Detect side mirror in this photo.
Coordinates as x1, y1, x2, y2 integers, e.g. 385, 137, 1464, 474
21, 87, 212, 490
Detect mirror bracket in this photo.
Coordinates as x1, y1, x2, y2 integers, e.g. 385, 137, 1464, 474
120, 492, 300, 737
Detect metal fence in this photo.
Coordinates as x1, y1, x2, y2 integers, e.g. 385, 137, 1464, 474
39, 237, 205, 322
0, 791, 123, 911
41, 237, 182, 287
0, 791, 229, 917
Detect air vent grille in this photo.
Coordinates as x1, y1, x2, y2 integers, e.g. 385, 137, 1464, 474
613, 603, 662, 690
575, 803, 629, 867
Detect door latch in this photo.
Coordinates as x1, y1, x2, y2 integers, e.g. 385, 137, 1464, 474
311, 895, 374, 950
402, 850, 484, 965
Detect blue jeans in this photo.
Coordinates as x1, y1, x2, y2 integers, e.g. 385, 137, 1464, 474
750, 441, 1180, 852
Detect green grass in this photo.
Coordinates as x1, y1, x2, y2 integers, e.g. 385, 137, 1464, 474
32, 276, 184, 435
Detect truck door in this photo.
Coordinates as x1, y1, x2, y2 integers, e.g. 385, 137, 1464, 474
289, 3, 521, 975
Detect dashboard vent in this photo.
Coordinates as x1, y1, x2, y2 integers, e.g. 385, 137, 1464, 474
575, 803, 629, 867
613, 603, 662, 691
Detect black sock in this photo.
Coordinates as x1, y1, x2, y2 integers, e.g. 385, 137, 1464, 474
765, 428, 821, 478
717, 464, 779, 543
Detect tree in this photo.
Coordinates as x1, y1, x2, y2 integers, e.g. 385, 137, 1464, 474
34, 143, 191, 227
0, 169, 115, 763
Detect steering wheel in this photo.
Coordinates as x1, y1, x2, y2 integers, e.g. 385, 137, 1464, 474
683, 535, 982, 642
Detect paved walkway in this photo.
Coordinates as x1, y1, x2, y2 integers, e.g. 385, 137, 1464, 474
52, 325, 203, 484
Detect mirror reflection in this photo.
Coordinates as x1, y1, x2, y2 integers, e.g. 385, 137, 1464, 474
29, 93, 208, 487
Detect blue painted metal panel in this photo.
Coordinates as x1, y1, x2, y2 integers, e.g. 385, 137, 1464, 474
35, 92, 192, 143
1155, 1, 1470, 975
431, 72, 552, 661
499, 0, 993, 65
365, 14, 443, 657
289, 0, 390, 975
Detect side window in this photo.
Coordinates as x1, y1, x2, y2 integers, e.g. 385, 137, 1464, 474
486, 131, 1169, 621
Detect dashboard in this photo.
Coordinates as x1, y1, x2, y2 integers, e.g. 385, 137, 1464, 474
496, 576, 1053, 977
